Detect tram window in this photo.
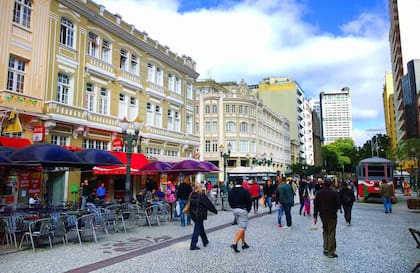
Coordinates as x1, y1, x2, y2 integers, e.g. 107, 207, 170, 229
367, 166, 385, 176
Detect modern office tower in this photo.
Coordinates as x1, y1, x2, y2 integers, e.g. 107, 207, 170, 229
383, 73, 397, 148
403, 60, 420, 138
196, 79, 291, 181
252, 77, 306, 164
319, 87, 353, 145
303, 99, 314, 165
389, 0, 420, 142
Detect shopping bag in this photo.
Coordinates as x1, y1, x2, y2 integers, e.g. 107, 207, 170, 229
175, 201, 181, 216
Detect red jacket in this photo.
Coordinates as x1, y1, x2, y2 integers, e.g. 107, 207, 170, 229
248, 183, 260, 198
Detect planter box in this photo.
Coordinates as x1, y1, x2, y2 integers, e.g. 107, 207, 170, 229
407, 199, 420, 209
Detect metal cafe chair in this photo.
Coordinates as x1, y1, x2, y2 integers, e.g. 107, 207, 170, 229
3, 215, 27, 249
64, 214, 81, 245
19, 217, 53, 252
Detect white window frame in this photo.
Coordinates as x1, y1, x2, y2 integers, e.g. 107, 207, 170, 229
13, 0, 32, 28
240, 122, 248, 133
99, 87, 109, 115
101, 40, 111, 63
60, 17, 74, 48
168, 73, 175, 92
118, 93, 127, 119
186, 113, 192, 134
131, 54, 138, 74
174, 111, 180, 132
120, 49, 128, 71
57, 73, 70, 104
175, 76, 181, 94
226, 121, 236, 133
51, 135, 69, 146
167, 109, 174, 130
186, 83, 193, 100
86, 82, 96, 112
129, 96, 137, 120
88, 32, 99, 58
146, 102, 153, 126
7, 56, 25, 93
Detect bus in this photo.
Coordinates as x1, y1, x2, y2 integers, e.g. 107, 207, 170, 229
356, 157, 396, 202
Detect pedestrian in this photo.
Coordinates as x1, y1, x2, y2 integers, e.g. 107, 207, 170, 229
303, 188, 311, 216
177, 177, 193, 226
263, 178, 275, 214
298, 179, 308, 215
313, 179, 341, 258
276, 175, 295, 228
380, 178, 393, 213
96, 182, 106, 206
248, 178, 260, 214
165, 181, 176, 219
80, 179, 92, 210
228, 178, 252, 253
188, 182, 218, 250
29, 192, 41, 209
339, 182, 355, 225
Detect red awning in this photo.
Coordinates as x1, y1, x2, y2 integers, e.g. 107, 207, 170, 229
93, 151, 148, 175
0, 136, 31, 148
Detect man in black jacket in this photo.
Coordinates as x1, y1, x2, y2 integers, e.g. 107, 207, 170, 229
314, 179, 340, 258
177, 177, 193, 226
228, 178, 252, 253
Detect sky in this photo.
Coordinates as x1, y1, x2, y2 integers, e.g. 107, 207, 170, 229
96, 0, 391, 147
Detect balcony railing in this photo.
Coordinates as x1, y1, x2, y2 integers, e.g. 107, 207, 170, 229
117, 70, 143, 91
145, 81, 166, 100
85, 56, 116, 81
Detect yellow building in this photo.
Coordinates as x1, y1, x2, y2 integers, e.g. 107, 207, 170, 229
383, 73, 397, 148
252, 77, 305, 164
1, 0, 200, 207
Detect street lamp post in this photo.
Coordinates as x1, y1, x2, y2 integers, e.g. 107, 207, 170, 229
120, 116, 143, 203
220, 142, 232, 192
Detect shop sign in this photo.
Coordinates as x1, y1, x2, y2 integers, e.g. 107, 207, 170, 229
33, 125, 45, 142
112, 138, 123, 151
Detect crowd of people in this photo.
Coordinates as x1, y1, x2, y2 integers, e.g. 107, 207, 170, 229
74, 173, 398, 259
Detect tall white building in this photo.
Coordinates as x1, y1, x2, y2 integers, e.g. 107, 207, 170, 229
320, 87, 353, 144
303, 99, 314, 165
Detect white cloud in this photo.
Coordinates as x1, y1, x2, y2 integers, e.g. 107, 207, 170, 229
97, 0, 390, 146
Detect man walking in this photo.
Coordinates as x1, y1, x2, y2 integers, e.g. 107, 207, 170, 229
313, 179, 340, 258
81, 179, 91, 210
177, 177, 193, 226
380, 179, 393, 213
276, 176, 294, 228
228, 178, 252, 253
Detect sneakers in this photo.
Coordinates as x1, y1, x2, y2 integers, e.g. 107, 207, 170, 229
242, 243, 250, 249
190, 246, 200, 250
278, 224, 282, 228
230, 244, 240, 253
389, 208, 392, 213
323, 249, 328, 255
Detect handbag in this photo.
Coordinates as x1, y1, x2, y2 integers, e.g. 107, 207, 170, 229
175, 201, 181, 216
183, 199, 191, 214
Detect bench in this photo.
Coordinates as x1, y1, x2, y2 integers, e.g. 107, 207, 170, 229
409, 228, 420, 272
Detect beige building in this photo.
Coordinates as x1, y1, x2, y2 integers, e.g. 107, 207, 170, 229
1, 0, 199, 206
196, 79, 291, 183
382, 73, 397, 148
251, 77, 306, 164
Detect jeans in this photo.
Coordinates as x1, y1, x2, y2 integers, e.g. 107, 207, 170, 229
266, 197, 272, 208
343, 204, 353, 223
190, 219, 208, 248
277, 205, 283, 225
179, 199, 191, 226
282, 203, 292, 227
81, 195, 88, 210
382, 197, 392, 212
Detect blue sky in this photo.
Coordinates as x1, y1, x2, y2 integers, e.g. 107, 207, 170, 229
97, 0, 391, 147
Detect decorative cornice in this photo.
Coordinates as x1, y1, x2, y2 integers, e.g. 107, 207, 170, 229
58, 0, 199, 79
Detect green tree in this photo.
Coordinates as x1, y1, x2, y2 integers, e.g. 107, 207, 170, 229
322, 138, 358, 174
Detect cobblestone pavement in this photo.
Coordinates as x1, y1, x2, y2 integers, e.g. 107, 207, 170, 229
1, 193, 419, 273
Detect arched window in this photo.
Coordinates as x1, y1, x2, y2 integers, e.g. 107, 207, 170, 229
240, 122, 248, 133
226, 121, 236, 133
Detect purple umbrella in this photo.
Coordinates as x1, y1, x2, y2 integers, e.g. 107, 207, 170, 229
138, 161, 173, 174
199, 161, 220, 172
168, 159, 208, 173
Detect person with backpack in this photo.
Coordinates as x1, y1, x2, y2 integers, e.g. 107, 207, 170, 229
339, 182, 355, 225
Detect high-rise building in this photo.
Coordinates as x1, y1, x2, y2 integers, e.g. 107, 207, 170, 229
303, 99, 314, 165
403, 59, 420, 138
389, 0, 420, 142
319, 87, 353, 145
382, 73, 397, 148
252, 77, 306, 164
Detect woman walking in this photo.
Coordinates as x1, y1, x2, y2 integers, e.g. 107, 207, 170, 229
263, 179, 275, 214
188, 182, 218, 250
339, 182, 355, 225
248, 178, 260, 214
